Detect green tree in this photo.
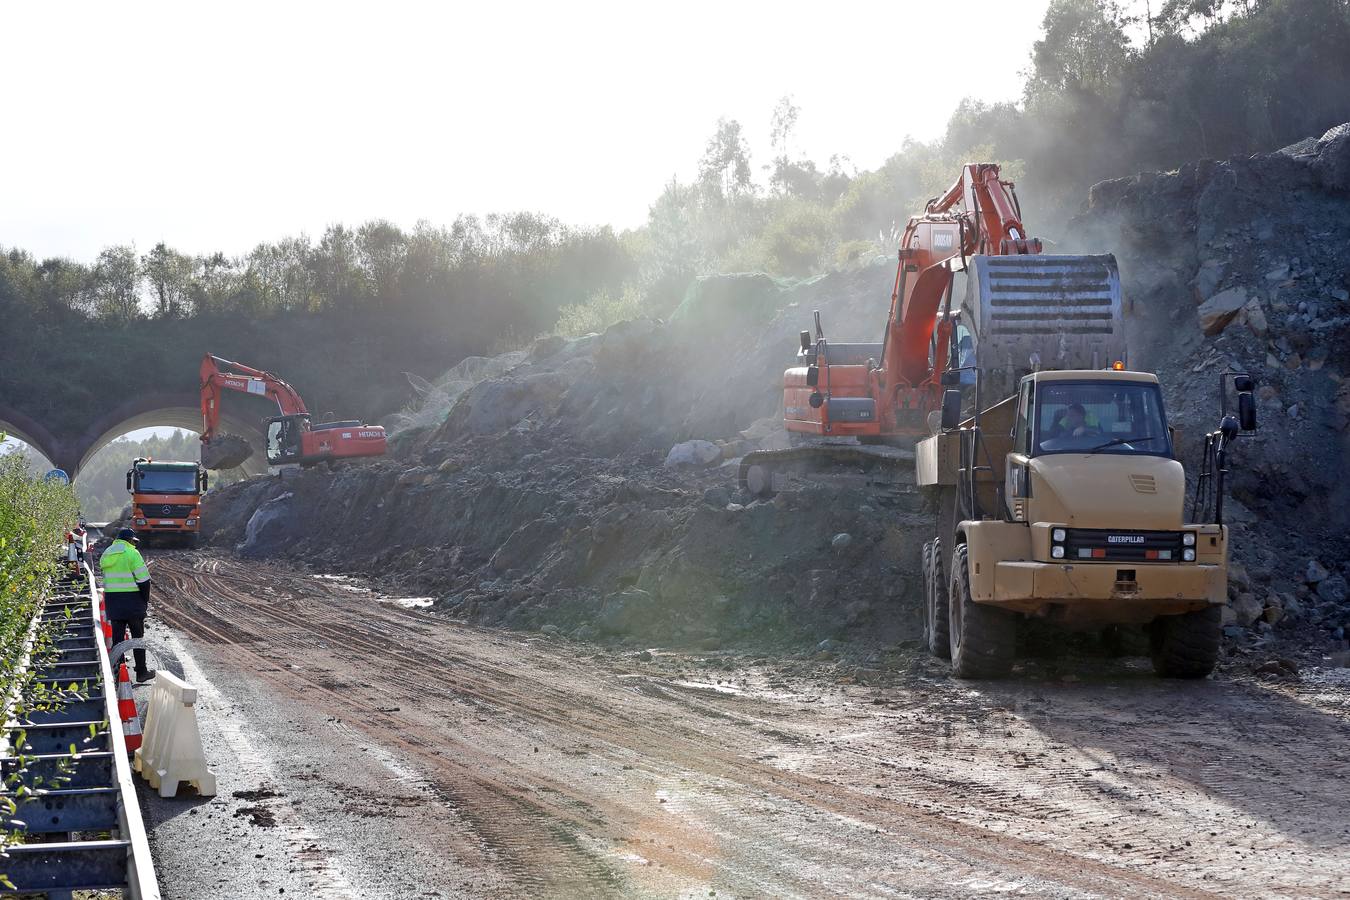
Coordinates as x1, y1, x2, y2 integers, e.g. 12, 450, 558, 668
698, 118, 755, 199
90, 245, 142, 321
1028, 0, 1133, 100
142, 242, 195, 318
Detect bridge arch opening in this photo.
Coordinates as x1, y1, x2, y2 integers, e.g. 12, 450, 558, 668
76, 424, 261, 522
0, 407, 63, 475
76, 407, 266, 478
0, 435, 57, 475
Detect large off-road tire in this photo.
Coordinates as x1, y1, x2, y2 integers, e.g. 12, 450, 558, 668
923, 539, 950, 659
948, 543, 1016, 678
1149, 606, 1221, 678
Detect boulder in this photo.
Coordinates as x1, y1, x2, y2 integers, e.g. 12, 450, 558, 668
238, 492, 296, 557
1230, 592, 1264, 627
1262, 592, 1285, 624
597, 588, 658, 636
1316, 574, 1348, 605
664, 440, 722, 468
1197, 287, 1248, 336
1306, 559, 1330, 583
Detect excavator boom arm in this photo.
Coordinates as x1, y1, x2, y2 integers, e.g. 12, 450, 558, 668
199, 353, 309, 442
885, 163, 1041, 387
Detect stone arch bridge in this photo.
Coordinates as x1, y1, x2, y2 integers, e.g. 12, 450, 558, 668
0, 392, 269, 479
0, 313, 464, 481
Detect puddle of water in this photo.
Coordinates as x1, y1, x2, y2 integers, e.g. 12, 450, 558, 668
311, 574, 429, 606
376, 597, 434, 609
671, 680, 742, 695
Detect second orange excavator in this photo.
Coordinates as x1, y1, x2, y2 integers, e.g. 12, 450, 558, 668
199, 353, 387, 469
739, 163, 1124, 500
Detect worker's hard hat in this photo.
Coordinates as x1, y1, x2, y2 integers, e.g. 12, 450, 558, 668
116, 528, 140, 543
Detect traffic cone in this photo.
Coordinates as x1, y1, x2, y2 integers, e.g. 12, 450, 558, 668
101, 616, 113, 649
117, 663, 143, 752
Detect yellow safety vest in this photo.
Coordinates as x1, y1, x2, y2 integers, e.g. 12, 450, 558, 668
99, 540, 150, 593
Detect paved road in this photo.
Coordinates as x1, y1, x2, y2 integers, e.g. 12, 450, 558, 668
138, 552, 1350, 898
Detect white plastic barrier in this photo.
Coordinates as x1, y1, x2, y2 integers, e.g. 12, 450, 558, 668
133, 672, 217, 798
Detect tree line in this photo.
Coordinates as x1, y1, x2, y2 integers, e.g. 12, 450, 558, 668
2, 0, 1345, 341
0, 213, 631, 344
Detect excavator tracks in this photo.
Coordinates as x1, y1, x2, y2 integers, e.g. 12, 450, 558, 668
738, 442, 921, 508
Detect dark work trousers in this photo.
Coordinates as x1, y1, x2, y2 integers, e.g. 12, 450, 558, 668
110, 618, 149, 675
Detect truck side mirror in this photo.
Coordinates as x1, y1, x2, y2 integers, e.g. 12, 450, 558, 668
806, 365, 820, 387
200, 472, 210, 491
940, 369, 962, 386
800, 330, 812, 351
125, 472, 132, 491
941, 389, 962, 430
1237, 392, 1257, 432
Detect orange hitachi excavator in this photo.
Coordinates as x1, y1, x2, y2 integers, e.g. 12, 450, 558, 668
199, 353, 387, 469
739, 163, 1124, 500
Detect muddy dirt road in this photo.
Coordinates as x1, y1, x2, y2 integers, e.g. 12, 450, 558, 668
142, 552, 1349, 898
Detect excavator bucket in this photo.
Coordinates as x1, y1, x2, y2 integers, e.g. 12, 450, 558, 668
963, 253, 1125, 374
200, 434, 254, 470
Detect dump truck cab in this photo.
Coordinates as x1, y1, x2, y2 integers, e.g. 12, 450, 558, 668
126, 458, 208, 548
917, 368, 1255, 678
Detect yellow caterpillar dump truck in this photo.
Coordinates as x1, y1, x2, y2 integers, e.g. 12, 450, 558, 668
917, 369, 1257, 678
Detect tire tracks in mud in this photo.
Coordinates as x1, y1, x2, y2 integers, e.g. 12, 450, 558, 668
150, 553, 1347, 897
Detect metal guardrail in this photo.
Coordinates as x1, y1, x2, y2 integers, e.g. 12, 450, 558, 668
0, 534, 161, 899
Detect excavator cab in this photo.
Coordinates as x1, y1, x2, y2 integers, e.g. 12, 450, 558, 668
265, 414, 310, 465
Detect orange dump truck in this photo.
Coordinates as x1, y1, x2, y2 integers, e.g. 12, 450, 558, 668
126, 457, 209, 547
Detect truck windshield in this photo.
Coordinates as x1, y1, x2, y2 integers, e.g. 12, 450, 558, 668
135, 468, 199, 493
1034, 381, 1170, 457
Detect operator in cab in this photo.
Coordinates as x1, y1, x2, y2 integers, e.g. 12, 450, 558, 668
99, 528, 156, 682
1049, 403, 1101, 439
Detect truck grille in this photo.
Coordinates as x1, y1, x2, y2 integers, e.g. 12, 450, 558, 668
138, 503, 194, 518
1062, 528, 1183, 562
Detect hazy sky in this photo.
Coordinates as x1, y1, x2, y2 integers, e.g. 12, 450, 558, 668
2, 1, 1047, 263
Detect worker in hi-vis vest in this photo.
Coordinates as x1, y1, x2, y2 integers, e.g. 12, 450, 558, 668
99, 528, 156, 682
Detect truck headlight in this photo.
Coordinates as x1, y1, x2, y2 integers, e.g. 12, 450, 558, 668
1052, 528, 1067, 543
1051, 545, 1065, 559
186, 518, 197, 526
1183, 548, 1196, 561
135, 518, 147, 526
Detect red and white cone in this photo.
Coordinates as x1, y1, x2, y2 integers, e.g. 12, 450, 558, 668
117, 662, 143, 752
